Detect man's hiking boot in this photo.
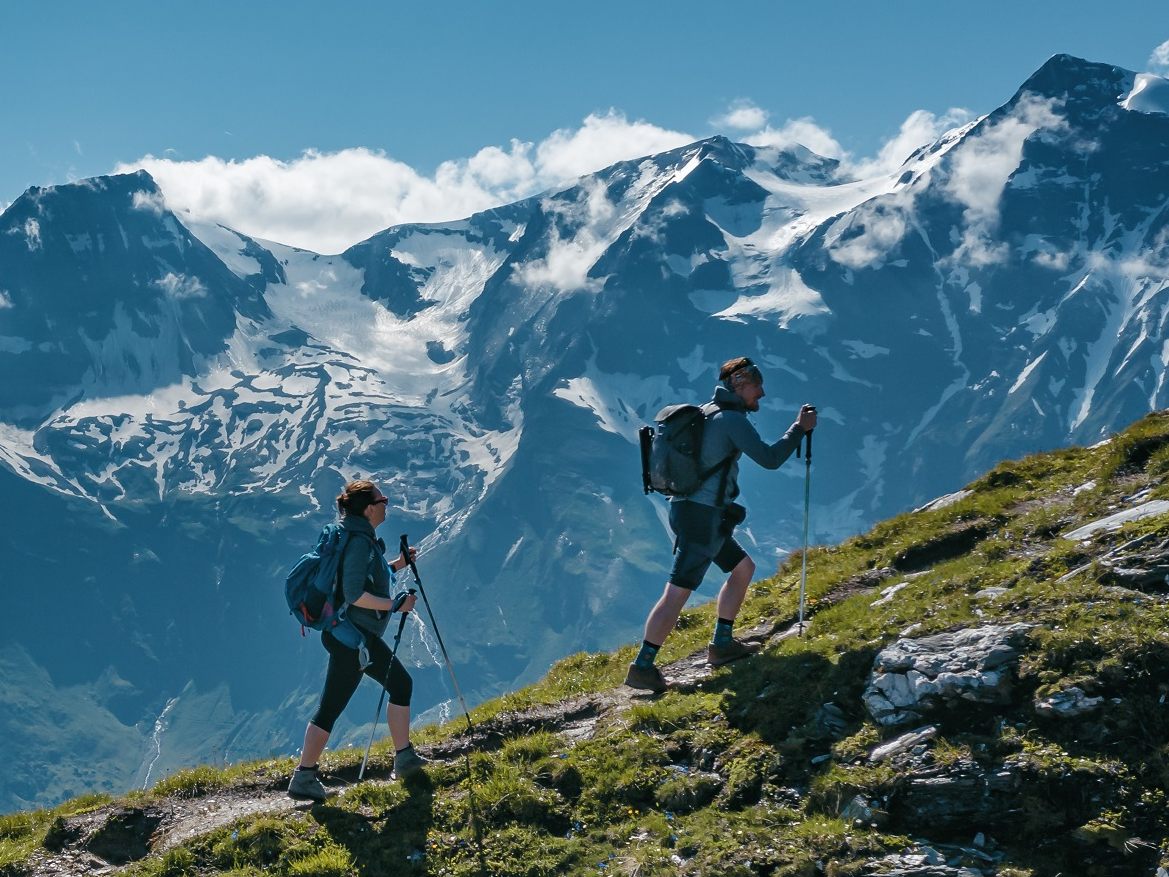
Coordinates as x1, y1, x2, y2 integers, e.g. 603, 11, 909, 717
707, 638, 762, 667
287, 766, 328, 801
624, 662, 668, 693
393, 744, 430, 779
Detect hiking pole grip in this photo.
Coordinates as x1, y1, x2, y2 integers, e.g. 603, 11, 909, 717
804, 428, 813, 465
399, 534, 422, 586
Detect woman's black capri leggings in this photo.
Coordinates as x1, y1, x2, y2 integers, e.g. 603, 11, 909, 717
310, 629, 413, 733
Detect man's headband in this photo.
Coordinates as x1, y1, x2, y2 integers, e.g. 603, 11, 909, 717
725, 360, 763, 388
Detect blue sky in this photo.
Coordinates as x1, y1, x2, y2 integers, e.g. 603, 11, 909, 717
3, 1, 1166, 251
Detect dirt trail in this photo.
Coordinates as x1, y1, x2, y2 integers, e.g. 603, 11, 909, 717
21, 613, 826, 876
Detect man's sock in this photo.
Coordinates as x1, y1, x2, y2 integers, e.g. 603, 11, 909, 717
634, 640, 661, 669
396, 744, 413, 754
296, 764, 318, 772
712, 617, 735, 647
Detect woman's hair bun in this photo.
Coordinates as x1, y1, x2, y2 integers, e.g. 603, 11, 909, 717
337, 479, 378, 515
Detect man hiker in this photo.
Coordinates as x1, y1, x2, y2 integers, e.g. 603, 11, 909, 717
625, 357, 817, 692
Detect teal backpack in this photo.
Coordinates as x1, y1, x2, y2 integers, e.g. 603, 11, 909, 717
283, 524, 371, 645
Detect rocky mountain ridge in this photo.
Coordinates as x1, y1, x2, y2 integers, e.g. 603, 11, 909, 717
2, 52, 1169, 812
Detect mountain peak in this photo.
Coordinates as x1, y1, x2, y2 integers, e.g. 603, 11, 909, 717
14, 169, 160, 210
694, 133, 752, 159
1013, 53, 1132, 107
678, 135, 839, 184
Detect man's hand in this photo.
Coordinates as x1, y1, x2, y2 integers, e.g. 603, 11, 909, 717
396, 593, 417, 614
796, 404, 817, 433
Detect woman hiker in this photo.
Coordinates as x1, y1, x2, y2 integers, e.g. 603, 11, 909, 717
288, 479, 430, 800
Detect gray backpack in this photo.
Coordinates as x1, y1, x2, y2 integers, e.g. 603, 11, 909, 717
639, 402, 734, 498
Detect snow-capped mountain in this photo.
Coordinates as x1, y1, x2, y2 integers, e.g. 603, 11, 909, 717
2, 53, 1167, 811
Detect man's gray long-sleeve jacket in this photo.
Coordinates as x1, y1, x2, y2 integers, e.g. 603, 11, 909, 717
675, 385, 804, 509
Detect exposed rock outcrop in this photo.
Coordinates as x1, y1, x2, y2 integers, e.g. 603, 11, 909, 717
863, 624, 1032, 727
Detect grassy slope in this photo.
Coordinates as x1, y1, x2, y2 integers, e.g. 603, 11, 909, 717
8, 414, 1169, 876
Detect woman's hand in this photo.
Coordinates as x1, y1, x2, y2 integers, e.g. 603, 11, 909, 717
391, 546, 418, 572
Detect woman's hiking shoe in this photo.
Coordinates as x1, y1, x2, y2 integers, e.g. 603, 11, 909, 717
287, 766, 329, 801
707, 638, 762, 667
393, 745, 430, 778
623, 662, 668, 693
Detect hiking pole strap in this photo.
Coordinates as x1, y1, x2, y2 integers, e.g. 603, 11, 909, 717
797, 428, 814, 462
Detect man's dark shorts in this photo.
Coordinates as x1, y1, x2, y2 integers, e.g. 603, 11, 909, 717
668, 500, 747, 591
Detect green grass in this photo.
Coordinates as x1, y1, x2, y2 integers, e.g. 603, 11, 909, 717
20, 412, 1169, 876
0, 793, 110, 872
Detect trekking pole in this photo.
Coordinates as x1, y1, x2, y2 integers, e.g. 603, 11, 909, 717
796, 424, 813, 635
358, 587, 416, 781
399, 534, 475, 734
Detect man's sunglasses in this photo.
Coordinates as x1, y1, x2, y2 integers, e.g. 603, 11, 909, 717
370, 497, 388, 506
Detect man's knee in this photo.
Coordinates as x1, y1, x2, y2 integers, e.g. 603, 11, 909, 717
661, 582, 694, 608
735, 555, 755, 579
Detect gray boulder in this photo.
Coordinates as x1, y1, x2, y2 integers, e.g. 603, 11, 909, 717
897, 763, 1022, 831
869, 725, 940, 762
863, 624, 1032, 727
1062, 500, 1169, 541
861, 850, 990, 876
1034, 686, 1105, 719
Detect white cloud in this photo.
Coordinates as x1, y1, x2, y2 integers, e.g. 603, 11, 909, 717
846, 108, 973, 178
513, 228, 609, 293
712, 100, 769, 132
513, 177, 615, 292
953, 228, 1010, 268
107, 99, 1010, 260
826, 192, 914, 270
153, 272, 207, 300
0, 290, 13, 309
945, 94, 1066, 266
1151, 39, 1169, 74
22, 218, 41, 252
1111, 228, 1169, 279
743, 117, 846, 159
115, 111, 693, 254
727, 103, 972, 182
131, 189, 168, 216
1033, 248, 1070, 271
533, 112, 693, 182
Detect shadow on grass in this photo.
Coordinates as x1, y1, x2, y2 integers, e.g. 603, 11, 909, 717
463, 752, 490, 877
310, 774, 438, 873
720, 646, 875, 735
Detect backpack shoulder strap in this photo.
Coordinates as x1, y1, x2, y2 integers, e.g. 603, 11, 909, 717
699, 401, 739, 505
333, 530, 378, 599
